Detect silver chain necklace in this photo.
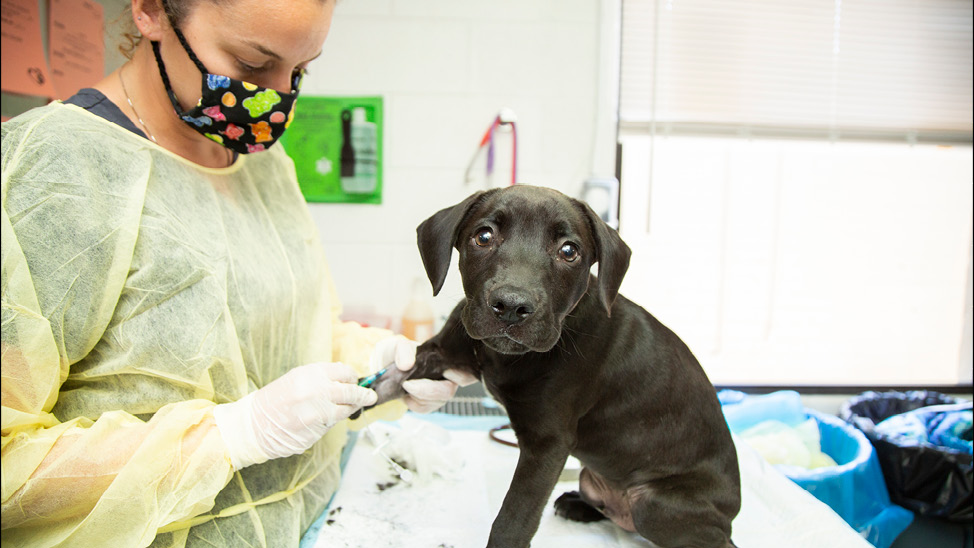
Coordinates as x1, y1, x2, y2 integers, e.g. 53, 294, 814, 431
119, 65, 157, 143
119, 64, 233, 166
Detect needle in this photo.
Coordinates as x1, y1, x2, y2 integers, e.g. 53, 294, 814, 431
357, 367, 388, 388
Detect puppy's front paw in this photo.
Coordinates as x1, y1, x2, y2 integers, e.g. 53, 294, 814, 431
412, 344, 448, 380
554, 491, 607, 523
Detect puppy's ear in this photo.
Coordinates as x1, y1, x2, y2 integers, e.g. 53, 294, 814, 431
416, 191, 487, 295
579, 201, 631, 316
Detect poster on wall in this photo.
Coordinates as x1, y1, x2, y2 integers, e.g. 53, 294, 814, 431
1, 0, 58, 98
48, 0, 104, 100
282, 96, 383, 204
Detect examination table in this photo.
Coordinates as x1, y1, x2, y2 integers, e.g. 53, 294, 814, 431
301, 413, 874, 548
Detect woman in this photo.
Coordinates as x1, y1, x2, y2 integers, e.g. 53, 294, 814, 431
0, 0, 474, 546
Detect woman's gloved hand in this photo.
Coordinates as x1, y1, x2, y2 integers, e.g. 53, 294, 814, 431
212, 362, 376, 470
369, 336, 479, 414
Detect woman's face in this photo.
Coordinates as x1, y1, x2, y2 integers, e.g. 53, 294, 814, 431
161, 0, 333, 109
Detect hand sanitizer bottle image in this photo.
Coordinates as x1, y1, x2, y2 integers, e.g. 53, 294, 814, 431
401, 278, 434, 343
340, 107, 378, 194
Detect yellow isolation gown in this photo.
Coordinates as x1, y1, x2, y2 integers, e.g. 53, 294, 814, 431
1, 102, 404, 548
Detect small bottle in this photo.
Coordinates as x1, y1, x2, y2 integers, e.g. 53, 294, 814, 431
401, 279, 434, 343
339, 109, 356, 180
340, 107, 378, 194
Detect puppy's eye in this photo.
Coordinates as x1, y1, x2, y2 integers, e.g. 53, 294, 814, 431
474, 228, 494, 247
559, 243, 579, 262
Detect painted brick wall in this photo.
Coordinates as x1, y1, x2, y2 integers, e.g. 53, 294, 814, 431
300, 0, 608, 328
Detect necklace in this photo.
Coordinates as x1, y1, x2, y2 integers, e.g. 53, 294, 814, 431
119, 65, 233, 167
119, 65, 157, 144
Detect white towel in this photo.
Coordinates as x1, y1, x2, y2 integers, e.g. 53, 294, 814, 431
310, 417, 873, 548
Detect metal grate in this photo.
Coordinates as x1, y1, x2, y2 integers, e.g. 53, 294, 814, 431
439, 396, 507, 417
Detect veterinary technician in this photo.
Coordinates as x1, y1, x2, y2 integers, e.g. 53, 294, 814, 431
0, 0, 476, 546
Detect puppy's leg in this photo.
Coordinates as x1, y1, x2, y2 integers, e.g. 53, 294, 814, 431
364, 343, 450, 408
629, 480, 737, 548
355, 302, 480, 414
488, 438, 572, 548
555, 467, 639, 530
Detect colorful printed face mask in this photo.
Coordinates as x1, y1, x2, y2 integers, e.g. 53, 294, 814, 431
151, 27, 303, 154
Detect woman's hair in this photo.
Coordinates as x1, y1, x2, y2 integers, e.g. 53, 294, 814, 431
116, 7, 140, 59
115, 0, 328, 59
115, 0, 207, 59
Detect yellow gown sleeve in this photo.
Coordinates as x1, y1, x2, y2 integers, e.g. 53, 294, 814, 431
1, 110, 234, 548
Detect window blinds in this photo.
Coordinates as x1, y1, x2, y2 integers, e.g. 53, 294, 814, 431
620, 0, 973, 143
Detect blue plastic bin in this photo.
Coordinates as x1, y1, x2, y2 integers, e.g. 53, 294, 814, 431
720, 390, 913, 548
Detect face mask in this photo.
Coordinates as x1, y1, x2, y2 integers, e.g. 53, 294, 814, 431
152, 27, 303, 154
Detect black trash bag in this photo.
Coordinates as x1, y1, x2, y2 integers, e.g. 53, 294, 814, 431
840, 391, 973, 523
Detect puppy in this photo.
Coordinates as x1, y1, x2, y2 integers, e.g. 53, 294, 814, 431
369, 185, 740, 548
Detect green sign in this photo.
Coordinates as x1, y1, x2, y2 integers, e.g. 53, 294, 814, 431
281, 96, 383, 204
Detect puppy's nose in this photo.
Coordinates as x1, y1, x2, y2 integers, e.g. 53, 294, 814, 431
489, 288, 536, 325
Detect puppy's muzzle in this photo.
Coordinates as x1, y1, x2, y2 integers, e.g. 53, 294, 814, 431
489, 285, 536, 325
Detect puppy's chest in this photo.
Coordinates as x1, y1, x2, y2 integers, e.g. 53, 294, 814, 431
479, 355, 589, 416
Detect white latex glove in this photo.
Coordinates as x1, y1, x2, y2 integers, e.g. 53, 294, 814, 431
213, 362, 377, 470
369, 336, 479, 414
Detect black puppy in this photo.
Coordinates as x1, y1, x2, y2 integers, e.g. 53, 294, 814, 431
369, 185, 740, 548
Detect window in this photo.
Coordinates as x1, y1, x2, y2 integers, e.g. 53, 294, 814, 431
617, 0, 973, 386
620, 0, 972, 141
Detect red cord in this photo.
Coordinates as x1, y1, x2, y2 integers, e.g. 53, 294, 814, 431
474, 114, 517, 186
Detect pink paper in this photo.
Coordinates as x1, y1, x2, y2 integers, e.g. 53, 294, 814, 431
1, 0, 58, 97
48, 0, 105, 99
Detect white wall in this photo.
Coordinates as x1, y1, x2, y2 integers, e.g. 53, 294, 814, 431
301, 0, 613, 328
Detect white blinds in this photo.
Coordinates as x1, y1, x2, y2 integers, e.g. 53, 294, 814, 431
620, 0, 974, 142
